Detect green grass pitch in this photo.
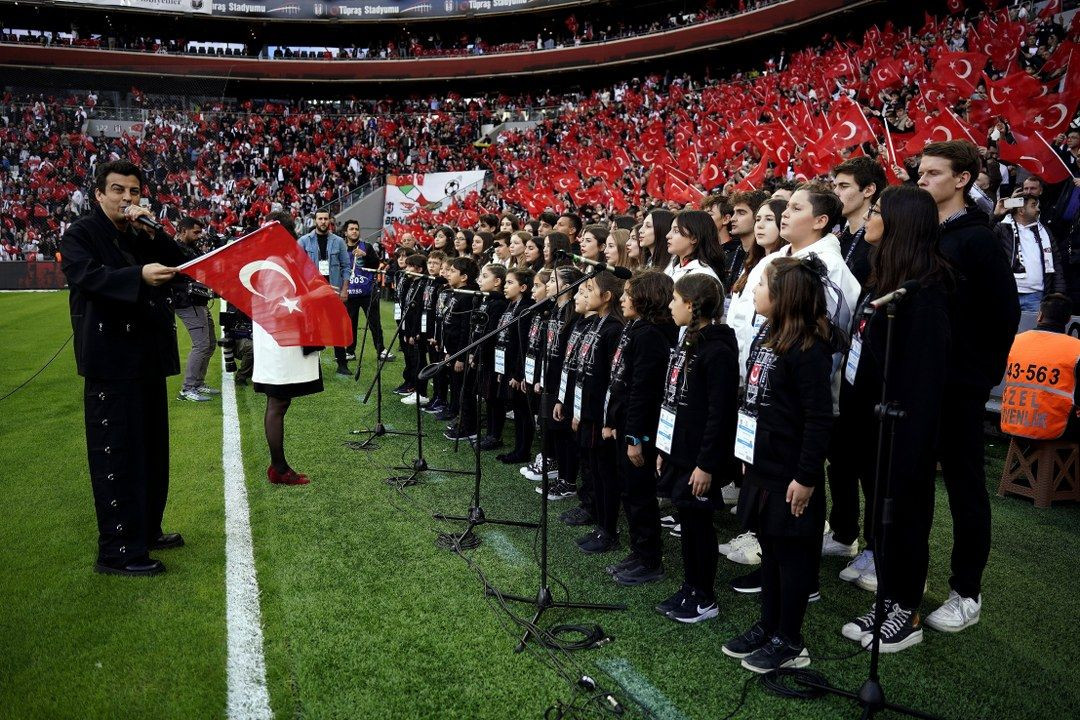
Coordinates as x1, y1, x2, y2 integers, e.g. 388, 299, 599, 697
0, 290, 1077, 719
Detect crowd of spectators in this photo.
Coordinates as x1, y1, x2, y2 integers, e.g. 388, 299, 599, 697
1, 1, 1078, 265
0, 1, 779, 61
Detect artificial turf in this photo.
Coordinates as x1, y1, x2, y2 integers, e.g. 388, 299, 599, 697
1, 290, 1078, 719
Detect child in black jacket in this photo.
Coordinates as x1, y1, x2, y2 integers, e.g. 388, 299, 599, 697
429, 264, 456, 420
513, 269, 552, 472
654, 274, 739, 624
569, 270, 625, 555
724, 256, 835, 674
398, 254, 427, 397
493, 268, 535, 462
603, 270, 678, 585
467, 264, 508, 448
541, 266, 585, 504
442, 257, 480, 440
419, 251, 447, 414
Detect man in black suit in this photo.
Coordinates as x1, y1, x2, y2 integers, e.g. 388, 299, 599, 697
61, 160, 189, 576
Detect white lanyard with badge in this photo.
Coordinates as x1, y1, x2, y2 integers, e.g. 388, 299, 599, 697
844, 308, 871, 385
655, 348, 686, 455
573, 317, 605, 421
736, 343, 772, 464
558, 326, 584, 405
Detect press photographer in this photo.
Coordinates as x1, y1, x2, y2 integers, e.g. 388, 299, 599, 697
172, 217, 220, 402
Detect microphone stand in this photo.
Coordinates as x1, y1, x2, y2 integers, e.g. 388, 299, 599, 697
417, 267, 626, 650
388, 282, 476, 487
786, 295, 941, 719
346, 274, 420, 452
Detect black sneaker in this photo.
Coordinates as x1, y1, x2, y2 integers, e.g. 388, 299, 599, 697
559, 506, 594, 526
336, 364, 351, 376
604, 553, 641, 576
666, 587, 718, 624
730, 569, 762, 594
472, 435, 502, 451
435, 409, 457, 421
741, 635, 810, 674
578, 529, 618, 555
654, 583, 692, 615
659, 514, 678, 530
668, 523, 682, 538
842, 600, 884, 643
393, 383, 412, 395
722, 622, 772, 659
862, 603, 923, 653
614, 563, 665, 586
444, 426, 477, 441
422, 401, 445, 415
537, 479, 576, 500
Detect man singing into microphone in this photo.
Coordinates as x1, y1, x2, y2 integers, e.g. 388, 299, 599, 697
61, 160, 189, 577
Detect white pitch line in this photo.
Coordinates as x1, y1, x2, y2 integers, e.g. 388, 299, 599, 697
221, 338, 273, 720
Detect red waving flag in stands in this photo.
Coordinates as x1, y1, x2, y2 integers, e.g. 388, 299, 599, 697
823, 103, 877, 153
930, 52, 987, 93
998, 131, 1073, 184
179, 222, 352, 347
1039, 0, 1061, 19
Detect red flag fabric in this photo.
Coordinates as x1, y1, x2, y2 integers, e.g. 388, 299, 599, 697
180, 223, 352, 347
930, 52, 987, 93
946, 0, 965, 15
823, 103, 877, 152
734, 159, 768, 192
998, 131, 1072, 184
1039, 0, 1061, 19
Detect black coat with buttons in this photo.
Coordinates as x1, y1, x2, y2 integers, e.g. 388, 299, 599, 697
61, 204, 188, 380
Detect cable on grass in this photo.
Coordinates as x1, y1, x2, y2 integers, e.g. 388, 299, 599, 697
0, 333, 72, 403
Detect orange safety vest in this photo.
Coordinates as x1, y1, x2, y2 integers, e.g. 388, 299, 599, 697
1000, 330, 1080, 440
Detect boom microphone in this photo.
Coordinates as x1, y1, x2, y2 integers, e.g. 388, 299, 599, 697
868, 280, 921, 310
556, 249, 632, 279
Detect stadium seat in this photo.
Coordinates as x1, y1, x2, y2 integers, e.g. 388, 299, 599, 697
998, 438, 1080, 508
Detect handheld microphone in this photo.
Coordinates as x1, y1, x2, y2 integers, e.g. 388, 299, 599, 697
125, 206, 164, 233
556, 249, 632, 279
868, 280, 920, 310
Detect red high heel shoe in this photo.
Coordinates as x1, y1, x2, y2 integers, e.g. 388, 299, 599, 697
268, 466, 309, 485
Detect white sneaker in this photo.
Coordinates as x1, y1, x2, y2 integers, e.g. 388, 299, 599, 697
855, 567, 878, 593
195, 385, 221, 396
506, 410, 515, 420
178, 389, 211, 402
839, 549, 875, 583
718, 531, 755, 556
924, 591, 981, 633
822, 532, 859, 558
345, 352, 356, 361
720, 482, 739, 505
520, 453, 543, 478
724, 533, 762, 565
401, 392, 429, 406
730, 504, 738, 515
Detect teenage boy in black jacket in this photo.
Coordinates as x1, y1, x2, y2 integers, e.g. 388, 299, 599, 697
917, 141, 1020, 634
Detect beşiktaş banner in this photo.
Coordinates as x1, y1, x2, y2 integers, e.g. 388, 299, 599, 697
383, 170, 486, 230
207, 0, 577, 20
54, 0, 212, 13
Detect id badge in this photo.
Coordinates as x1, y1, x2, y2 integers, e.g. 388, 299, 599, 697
525, 355, 536, 384
394, 303, 402, 321
603, 388, 611, 420
656, 407, 676, 454
734, 411, 757, 464
494, 348, 506, 375
557, 370, 569, 404
318, 259, 330, 276
573, 382, 583, 421
421, 314, 428, 334
844, 335, 862, 385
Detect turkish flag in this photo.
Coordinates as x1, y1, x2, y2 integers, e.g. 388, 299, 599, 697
998, 131, 1072, 184
734, 159, 768, 192
823, 104, 877, 152
646, 166, 666, 201
665, 173, 704, 205
983, 72, 1043, 109
930, 52, 987, 93
699, 156, 724, 190
179, 222, 352, 348
1023, 89, 1079, 136
946, 0, 964, 14
1039, 0, 1061, 19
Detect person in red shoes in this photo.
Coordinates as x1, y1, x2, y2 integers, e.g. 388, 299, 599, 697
254, 210, 324, 486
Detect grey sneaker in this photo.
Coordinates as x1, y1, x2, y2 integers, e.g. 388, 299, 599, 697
178, 389, 211, 402
195, 385, 221, 396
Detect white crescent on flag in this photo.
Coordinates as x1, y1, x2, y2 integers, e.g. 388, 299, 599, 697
239, 260, 298, 299
838, 121, 858, 142
955, 59, 973, 79
1043, 103, 1068, 131
931, 125, 954, 142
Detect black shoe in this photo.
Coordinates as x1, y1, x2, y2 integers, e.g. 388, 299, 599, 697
559, 505, 594, 526
499, 452, 529, 464
666, 587, 718, 624
422, 401, 445, 415
578, 529, 618, 554
604, 553, 641, 576
655, 583, 692, 615
150, 533, 185, 550
444, 426, 477, 441
842, 600, 885, 643
393, 383, 412, 395
94, 556, 166, 577
659, 514, 679, 530
614, 563, 665, 586
235, 378, 249, 387
741, 635, 810, 673
537, 479, 576, 500
730, 568, 762, 594
473, 435, 502, 451
862, 603, 923, 653
336, 364, 351, 376
722, 621, 772, 659
435, 409, 457, 421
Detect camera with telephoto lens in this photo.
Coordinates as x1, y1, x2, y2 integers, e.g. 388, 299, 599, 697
218, 305, 252, 373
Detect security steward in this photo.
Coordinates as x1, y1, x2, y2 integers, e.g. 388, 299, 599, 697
61, 160, 189, 576
1001, 293, 1080, 441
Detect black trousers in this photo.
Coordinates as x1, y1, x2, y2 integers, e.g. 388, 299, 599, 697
590, 437, 620, 537
401, 338, 419, 387
938, 385, 992, 600
551, 425, 579, 484
457, 366, 479, 433
759, 534, 821, 645
826, 420, 874, 546
679, 503, 718, 600
84, 377, 170, 563
487, 398, 506, 440
617, 438, 662, 568
874, 452, 936, 610
510, 389, 535, 457
339, 293, 386, 359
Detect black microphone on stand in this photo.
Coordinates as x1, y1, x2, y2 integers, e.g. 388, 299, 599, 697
452, 288, 493, 297
868, 280, 920, 310
556, 249, 632, 279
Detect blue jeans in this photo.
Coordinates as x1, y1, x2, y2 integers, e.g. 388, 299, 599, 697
1018, 291, 1043, 313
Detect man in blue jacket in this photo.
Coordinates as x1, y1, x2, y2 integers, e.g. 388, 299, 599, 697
298, 210, 351, 374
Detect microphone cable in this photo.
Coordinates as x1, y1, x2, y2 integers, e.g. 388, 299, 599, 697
0, 332, 72, 403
